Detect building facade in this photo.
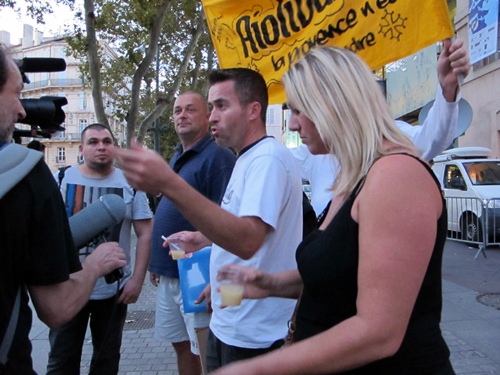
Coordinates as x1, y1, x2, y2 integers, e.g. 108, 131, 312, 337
1, 24, 126, 173
455, 0, 500, 157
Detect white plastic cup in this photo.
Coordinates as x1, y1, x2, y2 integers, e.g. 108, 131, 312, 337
219, 269, 244, 306
169, 239, 185, 260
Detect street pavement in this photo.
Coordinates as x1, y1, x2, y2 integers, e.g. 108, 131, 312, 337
29, 239, 500, 375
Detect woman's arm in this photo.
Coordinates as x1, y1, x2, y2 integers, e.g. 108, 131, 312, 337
218, 265, 303, 300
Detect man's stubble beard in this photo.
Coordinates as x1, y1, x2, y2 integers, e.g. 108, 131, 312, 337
0, 115, 14, 145
0, 130, 12, 145
86, 159, 114, 175
213, 135, 230, 149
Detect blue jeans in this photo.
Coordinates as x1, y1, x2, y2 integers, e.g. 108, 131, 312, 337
46, 295, 127, 375
205, 329, 283, 372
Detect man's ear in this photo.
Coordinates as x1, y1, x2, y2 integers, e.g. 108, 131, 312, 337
247, 101, 262, 122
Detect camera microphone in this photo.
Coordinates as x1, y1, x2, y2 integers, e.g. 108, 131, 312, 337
15, 57, 66, 73
69, 194, 127, 284
21, 96, 67, 132
12, 57, 68, 140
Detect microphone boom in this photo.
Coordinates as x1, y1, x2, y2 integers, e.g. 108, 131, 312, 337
68, 194, 126, 283
15, 57, 67, 73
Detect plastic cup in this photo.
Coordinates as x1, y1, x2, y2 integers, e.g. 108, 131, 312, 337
219, 269, 244, 306
169, 240, 185, 260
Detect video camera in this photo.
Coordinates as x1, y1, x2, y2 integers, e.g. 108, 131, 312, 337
14, 57, 68, 140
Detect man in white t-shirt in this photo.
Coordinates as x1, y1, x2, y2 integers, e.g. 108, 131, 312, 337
115, 68, 303, 372
292, 38, 471, 216
47, 124, 153, 375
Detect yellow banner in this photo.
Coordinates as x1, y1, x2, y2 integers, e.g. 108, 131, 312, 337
202, 0, 454, 104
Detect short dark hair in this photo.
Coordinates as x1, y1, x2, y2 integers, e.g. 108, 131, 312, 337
0, 44, 11, 93
27, 140, 46, 151
208, 68, 268, 123
81, 123, 116, 144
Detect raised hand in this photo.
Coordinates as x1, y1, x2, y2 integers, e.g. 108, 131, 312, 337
438, 38, 471, 101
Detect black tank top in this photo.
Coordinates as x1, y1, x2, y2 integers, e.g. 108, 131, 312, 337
295, 154, 451, 374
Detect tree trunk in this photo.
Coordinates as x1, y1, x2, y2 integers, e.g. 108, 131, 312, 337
136, 10, 206, 142
202, 42, 215, 97
126, 0, 172, 146
84, 0, 109, 128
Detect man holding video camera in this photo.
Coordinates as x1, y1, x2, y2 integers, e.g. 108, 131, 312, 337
0, 44, 126, 375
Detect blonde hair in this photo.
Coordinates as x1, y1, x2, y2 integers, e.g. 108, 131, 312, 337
283, 47, 416, 198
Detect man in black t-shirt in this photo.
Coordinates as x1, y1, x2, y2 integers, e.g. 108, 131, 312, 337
0, 44, 126, 374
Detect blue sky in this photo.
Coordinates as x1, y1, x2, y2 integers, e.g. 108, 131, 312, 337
0, 0, 79, 44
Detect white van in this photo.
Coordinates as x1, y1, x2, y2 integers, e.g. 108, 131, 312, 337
431, 147, 500, 242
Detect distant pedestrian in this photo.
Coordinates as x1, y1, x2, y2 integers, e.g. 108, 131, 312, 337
26, 139, 46, 159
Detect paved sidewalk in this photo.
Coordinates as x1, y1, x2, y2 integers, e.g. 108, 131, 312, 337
30, 271, 179, 375
30, 240, 500, 374
440, 241, 500, 374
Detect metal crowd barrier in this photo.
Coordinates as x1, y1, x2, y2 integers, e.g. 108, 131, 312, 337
443, 197, 500, 259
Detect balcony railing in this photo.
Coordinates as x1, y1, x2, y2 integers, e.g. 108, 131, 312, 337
24, 78, 84, 90
51, 133, 82, 141
66, 133, 82, 141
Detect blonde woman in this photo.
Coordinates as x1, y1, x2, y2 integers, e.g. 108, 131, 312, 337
213, 46, 454, 374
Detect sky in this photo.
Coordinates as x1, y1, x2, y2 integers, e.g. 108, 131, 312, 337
0, 0, 80, 44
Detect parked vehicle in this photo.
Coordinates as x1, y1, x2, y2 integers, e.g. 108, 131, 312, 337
432, 147, 500, 242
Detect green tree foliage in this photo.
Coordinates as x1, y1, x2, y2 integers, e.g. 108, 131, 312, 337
0, 0, 74, 24
65, 0, 214, 157
3, 0, 216, 160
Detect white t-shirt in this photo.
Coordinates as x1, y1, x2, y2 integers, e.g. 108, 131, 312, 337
209, 137, 303, 348
57, 166, 153, 299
